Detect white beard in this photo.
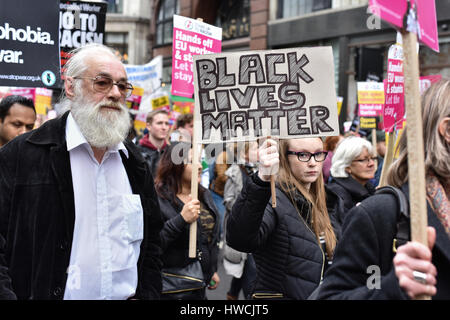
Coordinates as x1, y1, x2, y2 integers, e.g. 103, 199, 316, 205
70, 94, 131, 149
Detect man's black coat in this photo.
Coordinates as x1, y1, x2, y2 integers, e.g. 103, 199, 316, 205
0, 111, 164, 300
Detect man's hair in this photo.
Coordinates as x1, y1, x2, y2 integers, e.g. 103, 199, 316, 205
388, 79, 450, 187
330, 136, 374, 178
146, 109, 169, 124
0, 95, 36, 120
176, 113, 193, 129
63, 44, 119, 98
64, 43, 118, 80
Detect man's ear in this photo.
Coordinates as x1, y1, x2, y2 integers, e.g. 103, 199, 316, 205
438, 117, 450, 144
65, 77, 75, 99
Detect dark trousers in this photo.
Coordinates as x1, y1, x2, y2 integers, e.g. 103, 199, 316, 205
227, 254, 256, 299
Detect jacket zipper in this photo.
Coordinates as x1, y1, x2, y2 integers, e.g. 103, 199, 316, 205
162, 287, 204, 294
297, 214, 325, 283
252, 292, 284, 299
161, 272, 204, 283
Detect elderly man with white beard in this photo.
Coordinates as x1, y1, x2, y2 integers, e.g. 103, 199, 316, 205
0, 44, 164, 300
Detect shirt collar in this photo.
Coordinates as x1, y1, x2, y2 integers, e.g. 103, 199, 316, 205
65, 112, 129, 158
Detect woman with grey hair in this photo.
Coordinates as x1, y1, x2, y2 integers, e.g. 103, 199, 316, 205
326, 136, 377, 228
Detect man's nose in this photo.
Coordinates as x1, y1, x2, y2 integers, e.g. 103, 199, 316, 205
17, 126, 27, 135
107, 83, 123, 100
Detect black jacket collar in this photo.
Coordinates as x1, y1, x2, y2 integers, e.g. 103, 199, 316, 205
402, 183, 450, 264
333, 176, 375, 199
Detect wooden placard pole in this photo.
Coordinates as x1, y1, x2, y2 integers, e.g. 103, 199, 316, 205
267, 136, 277, 208
189, 140, 201, 258
371, 128, 377, 157
378, 131, 395, 188
402, 30, 429, 300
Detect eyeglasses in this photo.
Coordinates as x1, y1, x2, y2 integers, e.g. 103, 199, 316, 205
73, 75, 134, 98
287, 151, 328, 162
352, 156, 378, 164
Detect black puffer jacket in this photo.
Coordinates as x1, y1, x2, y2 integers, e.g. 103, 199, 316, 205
326, 176, 375, 227
318, 184, 450, 300
227, 174, 327, 300
158, 187, 220, 283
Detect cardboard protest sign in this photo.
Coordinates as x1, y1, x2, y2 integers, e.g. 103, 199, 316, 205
8, 87, 35, 100
357, 82, 384, 117
337, 96, 343, 116
151, 95, 170, 110
8, 87, 52, 116
134, 111, 147, 136
126, 55, 163, 113
126, 86, 144, 111
359, 117, 378, 129
59, 0, 107, 74
34, 87, 53, 115
172, 15, 222, 98
193, 47, 340, 144
0, 0, 60, 88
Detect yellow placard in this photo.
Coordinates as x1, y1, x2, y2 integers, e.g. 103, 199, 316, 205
151, 95, 170, 110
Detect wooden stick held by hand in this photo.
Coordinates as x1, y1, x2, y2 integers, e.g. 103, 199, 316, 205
267, 136, 277, 208
402, 30, 430, 300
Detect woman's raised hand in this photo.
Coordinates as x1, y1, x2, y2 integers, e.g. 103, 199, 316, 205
257, 138, 279, 182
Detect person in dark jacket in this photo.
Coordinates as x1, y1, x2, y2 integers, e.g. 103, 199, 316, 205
0, 44, 164, 300
327, 136, 377, 228
137, 109, 170, 176
155, 142, 220, 300
0, 95, 36, 148
227, 137, 338, 300
318, 79, 450, 300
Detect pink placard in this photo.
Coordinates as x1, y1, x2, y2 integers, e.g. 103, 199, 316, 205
416, 0, 439, 52
358, 104, 383, 117
370, 0, 439, 52
384, 43, 405, 133
369, 0, 407, 29
171, 15, 222, 99
9, 88, 35, 101
419, 74, 442, 95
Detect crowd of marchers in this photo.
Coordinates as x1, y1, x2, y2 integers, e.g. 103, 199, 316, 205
0, 43, 448, 300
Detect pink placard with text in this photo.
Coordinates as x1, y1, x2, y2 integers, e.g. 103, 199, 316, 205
369, 0, 439, 52
416, 0, 439, 52
384, 43, 405, 133
369, 0, 407, 29
171, 15, 222, 99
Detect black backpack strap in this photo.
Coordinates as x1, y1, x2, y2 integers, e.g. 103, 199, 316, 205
375, 186, 410, 252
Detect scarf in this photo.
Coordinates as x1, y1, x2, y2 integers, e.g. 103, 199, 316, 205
139, 134, 167, 151
426, 171, 450, 237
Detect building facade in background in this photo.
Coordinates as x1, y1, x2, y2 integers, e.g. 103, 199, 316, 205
103, 0, 152, 64
145, 0, 450, 127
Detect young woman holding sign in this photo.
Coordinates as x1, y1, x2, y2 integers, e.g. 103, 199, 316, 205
317, 79, 450, 300
226, 137, 339, 299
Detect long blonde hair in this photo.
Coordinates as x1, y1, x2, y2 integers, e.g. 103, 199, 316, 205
388, 79, 450, 187
278, 139, 337, 258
